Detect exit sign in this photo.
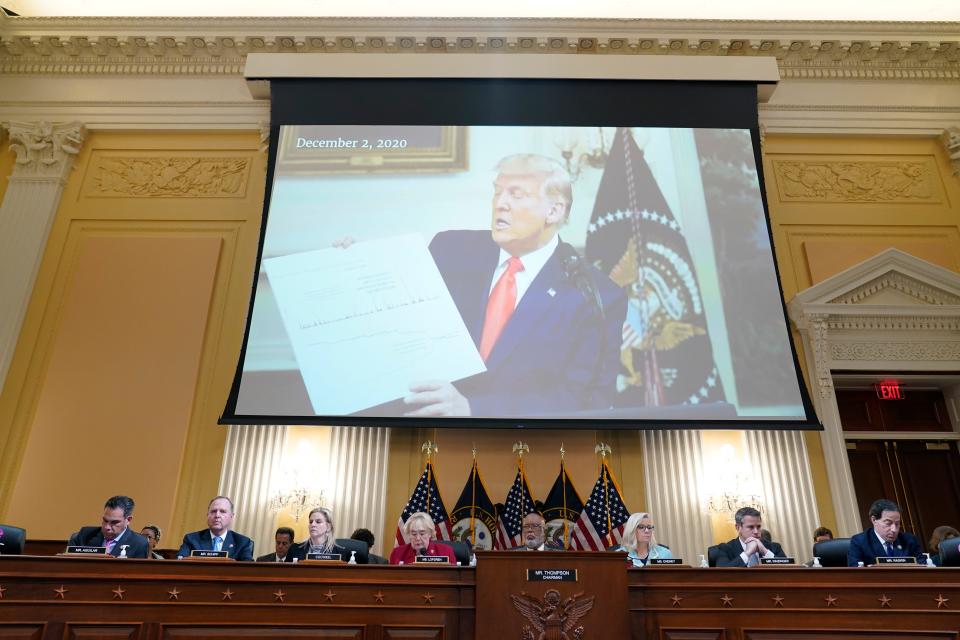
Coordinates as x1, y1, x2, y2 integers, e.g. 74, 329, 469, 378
875, 381, 905, 400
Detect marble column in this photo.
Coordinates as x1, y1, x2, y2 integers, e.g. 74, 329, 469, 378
327, 426, 390, 556
0, 121, 86, 393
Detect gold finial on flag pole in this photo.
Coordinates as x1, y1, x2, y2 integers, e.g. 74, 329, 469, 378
472, 443, 477, 460
595, 442, 611, 459
513, 441, 529, 459
422, 440, 438, 462
560, 443, 565, 460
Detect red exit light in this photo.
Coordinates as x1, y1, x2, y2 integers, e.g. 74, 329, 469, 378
874, 381, 905, 400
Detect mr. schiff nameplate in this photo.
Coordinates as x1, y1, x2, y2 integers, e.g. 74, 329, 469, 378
190, 550, 229, 559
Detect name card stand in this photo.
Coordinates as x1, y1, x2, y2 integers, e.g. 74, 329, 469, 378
649, 558, 686, 567
303, 552, 344, 564
190, 550, 229, 560
415, 555, 451, 565
759, 557, 796, 566
62, 546, 111, 557
874, 556, 918, 565
527, 568, 578, 581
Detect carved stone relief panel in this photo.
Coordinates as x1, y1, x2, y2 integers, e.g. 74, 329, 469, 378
772, 159, 942, 203
84, 156, 251, 198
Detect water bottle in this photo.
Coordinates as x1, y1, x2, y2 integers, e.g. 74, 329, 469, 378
857, 561, 864, 567
812, 556, 822, 568
348, 550, 357, 565
698, 554, 708, 568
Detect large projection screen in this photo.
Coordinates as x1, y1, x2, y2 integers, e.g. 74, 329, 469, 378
223, 63, 820, 430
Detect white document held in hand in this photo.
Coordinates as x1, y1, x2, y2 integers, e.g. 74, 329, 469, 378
263, 233, 486, 415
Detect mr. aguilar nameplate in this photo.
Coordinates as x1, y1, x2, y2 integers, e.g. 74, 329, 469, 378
760, 557, 796, 565
190, 550, 229, 559
875, 556, 918, 565
305, 552, 343, 562
65, 546, 107, 555
527, 568, 578, 582
649, 558, 684, 566
415, 555, 450, 564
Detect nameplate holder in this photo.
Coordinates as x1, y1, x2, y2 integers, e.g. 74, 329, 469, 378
527, 568, 578, 581
305, 552, 343, 563
415, 555, 450, 564
875, 556, 917, 565
64, 545, 107, 555
649, 558, 683, 566
190, 550, 229, 559
760, 557, 796, 565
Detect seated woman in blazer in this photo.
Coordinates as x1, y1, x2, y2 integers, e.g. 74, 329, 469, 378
389, 511, 456, 565
287, 507, 348, 562
616, 512, 672, 567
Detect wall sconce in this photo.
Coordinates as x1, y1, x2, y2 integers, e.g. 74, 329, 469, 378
704, 444, 763, 518
555, 127, 608, 181
269, 486, 327, 522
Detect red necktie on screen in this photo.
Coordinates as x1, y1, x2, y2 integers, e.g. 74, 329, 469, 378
479, 256, 524, 361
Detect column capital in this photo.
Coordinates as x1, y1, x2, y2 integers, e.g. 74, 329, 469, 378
942, 126, 960, 177
2, 121, 87, 181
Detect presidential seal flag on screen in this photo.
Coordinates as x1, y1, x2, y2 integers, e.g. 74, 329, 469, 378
494, 462, 537, 550
585, 127, 726, 409
541, 460, 584, 550
569, 459, 630, 551
395, 461, 454, 547
450, 459, 498, 550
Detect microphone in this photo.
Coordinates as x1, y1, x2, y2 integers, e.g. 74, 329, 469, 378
557, 241, 604, 321
417, 547, 428, 556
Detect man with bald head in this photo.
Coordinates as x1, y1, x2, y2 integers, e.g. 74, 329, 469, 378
403, 153, 626, 419
177, 496, 254, 561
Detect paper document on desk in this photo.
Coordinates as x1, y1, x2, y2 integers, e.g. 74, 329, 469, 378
263, 233, 486, 415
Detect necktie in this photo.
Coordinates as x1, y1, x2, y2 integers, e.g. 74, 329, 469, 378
479, 256, 524, 361
748, 552, 759, 567
105, 539, 115, 555
885, 542, 895, 557
213, 536, 223, 552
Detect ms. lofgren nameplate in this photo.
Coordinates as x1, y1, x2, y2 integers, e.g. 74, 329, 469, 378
527, 569, 577, 582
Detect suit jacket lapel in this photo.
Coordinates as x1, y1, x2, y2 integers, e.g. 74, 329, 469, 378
200, 529, 213, 551
485, 251, 563, 370
223, 531, 234, 556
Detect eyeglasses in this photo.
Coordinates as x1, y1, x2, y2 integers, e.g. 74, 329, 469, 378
522, 524, 545, 531
637, 525, 656, 532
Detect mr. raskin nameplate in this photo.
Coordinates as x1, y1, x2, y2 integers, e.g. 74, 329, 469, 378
65, 545, 107, 555
190, 550, 229, 559
527, 568, 578, 581
415, 555, 450, 564
875, 556, 917, 565
649, 558, 683, 566
760, 557, 796, 565
306, 552, 343, 562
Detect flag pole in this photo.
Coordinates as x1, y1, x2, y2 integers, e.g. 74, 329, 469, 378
560, 443, 569, 546
596, 442, 613, 548
422, 440, 438, 515
470, 444, 477, 548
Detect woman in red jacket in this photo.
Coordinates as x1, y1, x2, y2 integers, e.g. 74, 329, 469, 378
390, 511, 457, 565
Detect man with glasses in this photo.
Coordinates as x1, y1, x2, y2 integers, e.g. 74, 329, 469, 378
848, 498, 923, 566
514, 512, 565, 551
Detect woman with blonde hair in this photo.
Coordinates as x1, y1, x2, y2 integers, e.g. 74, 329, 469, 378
389, 511, 456, 565
288, 507, 347, 562
617, 512, 672, 567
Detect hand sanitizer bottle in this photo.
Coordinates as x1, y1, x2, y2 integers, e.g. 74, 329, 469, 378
857, 561, 864, 567
348, 550, 357, 565
119, 545, 128, 559
469, 553, 477, 567
698, 554, 708, 568
925, 553, 935, 567
812, 556, 822, 568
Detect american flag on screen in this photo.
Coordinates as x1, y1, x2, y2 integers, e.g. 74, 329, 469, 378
395, 461, 454, 547
494, 464, 537, 550
569, 459, 630, 551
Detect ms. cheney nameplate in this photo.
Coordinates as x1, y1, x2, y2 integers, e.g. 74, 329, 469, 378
527, 568, 577, 581
263, 233, 485, 415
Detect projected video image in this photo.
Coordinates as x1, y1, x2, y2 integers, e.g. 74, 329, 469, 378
235, 124, 806, 423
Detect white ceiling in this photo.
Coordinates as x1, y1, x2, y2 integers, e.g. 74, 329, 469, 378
3, 0, 960, 21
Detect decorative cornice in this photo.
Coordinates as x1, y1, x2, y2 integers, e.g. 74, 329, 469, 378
829, 271, 960, 306
2, 120, 86, 180
88, 156, 250, 197
831, 341, 960, 362
0, 17, 957, 80
772, 159, 938, 203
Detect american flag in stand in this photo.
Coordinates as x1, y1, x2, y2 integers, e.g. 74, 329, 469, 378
494, 465, 537, 550
569, 460, 630, 551
395, 461, 454, 547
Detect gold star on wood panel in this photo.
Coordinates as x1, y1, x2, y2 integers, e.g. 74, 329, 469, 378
771, 594, 784, 607
374, 591, 385, 603
824, 594, 838, 607
670, 593, 683, 607
936, 594, 950, 609
167, 587, 181, 601
53, 585, 68, 599
274, 589, 286, 603
720, 593, 733, 607
878, 594, 892, 608
112, 586, 126, 600
222, 588, 234, 601
422, 592, 435, 604
323, 589, 336, 603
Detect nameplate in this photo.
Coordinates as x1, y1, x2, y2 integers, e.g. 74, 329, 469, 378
649, 558, 683, 566
415, 555, 450, 564
875, 556, 917, 565
527, 568, 578, 582
65, 546, 107, 555
305, 552, 342, 562
760, 557, 796, 565
190, 550, 229, 559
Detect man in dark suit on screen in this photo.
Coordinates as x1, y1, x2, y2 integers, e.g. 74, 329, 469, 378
177, 496, 254, 561
847, 498, 923, 566
403, 154, 627, 418
714, 506, 787, 567
68, 495, 150, 558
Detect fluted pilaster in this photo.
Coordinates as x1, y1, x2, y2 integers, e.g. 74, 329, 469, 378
327, 426, 390, 555
218, 424, 287, 554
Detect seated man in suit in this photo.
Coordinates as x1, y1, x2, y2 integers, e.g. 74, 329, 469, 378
848, 498, 923, 566
714, 507, 787, 567
515, 511, 564, 551
256, 526, 294, 562
351, 527, 389, 564
68, 495, 149, 558
177, 496, 254, 561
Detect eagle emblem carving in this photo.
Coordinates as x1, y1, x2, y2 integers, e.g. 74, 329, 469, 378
510, 588, 595, 640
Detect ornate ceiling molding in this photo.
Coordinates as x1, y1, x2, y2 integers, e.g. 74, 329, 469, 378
1, 16, 957, 81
